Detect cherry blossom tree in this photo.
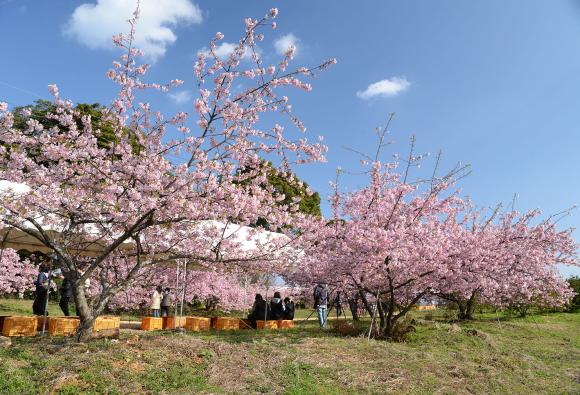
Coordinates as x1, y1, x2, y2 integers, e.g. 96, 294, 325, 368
0, 6, 334, 341
296, 124, 577, 337
0, 248, 37, 297
432, 205, 577, 319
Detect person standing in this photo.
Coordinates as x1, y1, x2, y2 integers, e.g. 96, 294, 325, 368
150, 286, 162, 318
161, 287, 172, 317
32, 264, 50, 315
283, 297, 295, 320
313, 283, 329, 328
269, 291, 284, 320
59, 276, 73, 316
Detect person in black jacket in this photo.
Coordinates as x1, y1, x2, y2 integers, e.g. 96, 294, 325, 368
283, 297, 295, 320
32, 264, 50, 315
269, 291, 284, 320
313, 283, 329, 328
59, 276, 73, 316
248, 294, 268, 329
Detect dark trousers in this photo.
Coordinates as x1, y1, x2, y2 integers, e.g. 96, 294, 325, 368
161, 306, 170, 317
32, 291, 48, 315
59, 296, 71, 316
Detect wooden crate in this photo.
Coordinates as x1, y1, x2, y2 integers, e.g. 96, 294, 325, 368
48, 317, 80, 336
2, 316, 37, 337
213, 317, 240, 330
162, 316, 187, 329
256, 320, 278, 330
277, 320, 294, 329
93, 316, 120, 332
239, 319, 253, 329
184, 316, 211, 332
417, 305, 436, 311
140, 317, 163, 331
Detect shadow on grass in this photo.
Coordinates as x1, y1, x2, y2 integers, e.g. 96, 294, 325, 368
184, 319, 337, 345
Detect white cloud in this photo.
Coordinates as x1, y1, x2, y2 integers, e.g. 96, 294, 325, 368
274, 33, 299, 56
168, 90, 191, 105
356, 77, 411, 99
63, 0, 203, 61
198, 41, 260, 62
199, 42, 241, 60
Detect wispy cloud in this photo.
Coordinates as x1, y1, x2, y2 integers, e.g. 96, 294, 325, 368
274, 33, 299, 55
168, 90, 192, 105
356, 77, 410, 99
198, 41, 262, 60
63, 0, 203, 61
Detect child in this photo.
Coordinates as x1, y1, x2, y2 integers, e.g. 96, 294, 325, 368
161, 287, 172, 317
150, 286, 162, 317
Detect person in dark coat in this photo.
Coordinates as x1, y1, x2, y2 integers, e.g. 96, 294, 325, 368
248, 293, 268, 329
269, 291, 284, 320
283, 297, 295, 320
32, 264, 50, 315
161, 287, 172, 317
59, 276, 74, 316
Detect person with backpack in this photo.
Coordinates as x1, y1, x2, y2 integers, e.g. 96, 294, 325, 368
283, 297, 295, 320
313, 283, 329, 328
269, 291, 284, 320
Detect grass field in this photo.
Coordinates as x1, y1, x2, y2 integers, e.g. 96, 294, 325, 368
0, 298, 578, 394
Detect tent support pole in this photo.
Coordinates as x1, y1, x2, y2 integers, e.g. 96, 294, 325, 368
173, 261, 180, 331
179, 260, 188, 329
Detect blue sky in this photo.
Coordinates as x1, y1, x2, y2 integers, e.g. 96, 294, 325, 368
1, 0, 579, 276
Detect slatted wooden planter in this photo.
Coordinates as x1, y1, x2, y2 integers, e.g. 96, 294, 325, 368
184, 316, 211, 332
256, 320, 278, 330
416, 305, 436, 311
93, 316, 120, 332
49, 317, 80, 336
213, 317, 240, 330
239, 319, 253, 329
162, 316, 186, 329
277, 320, 294, 329
140, 317, 163, 331
2, 316, 37, 337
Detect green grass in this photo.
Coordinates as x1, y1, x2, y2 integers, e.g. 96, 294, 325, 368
0, 298, 578, 394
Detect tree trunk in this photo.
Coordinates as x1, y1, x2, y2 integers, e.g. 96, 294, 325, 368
457, 291, 478, 320
348, 297, 359, 321
72, 281, 96, 342
72, 278, 110, 342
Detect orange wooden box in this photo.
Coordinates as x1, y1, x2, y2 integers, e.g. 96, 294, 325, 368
162, 316, 186, 329
93, 316, 120, 332
184, 316, 211, 331
49, 317, 80, 336
239, 319, 253, 329
277, 320, 294, 329
2, 316, 37, 337
140, 317, 163, 331
213, 317, 240, 330
256, 320, 278, 330
417, 305, 436, 311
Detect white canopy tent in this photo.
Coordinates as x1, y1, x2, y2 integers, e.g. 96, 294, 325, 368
1, 179, 303, 329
